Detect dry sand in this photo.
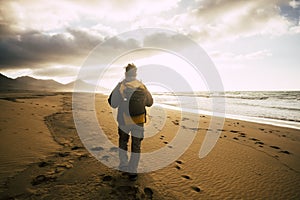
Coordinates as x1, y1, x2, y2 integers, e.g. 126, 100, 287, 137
0, 92, 299, 199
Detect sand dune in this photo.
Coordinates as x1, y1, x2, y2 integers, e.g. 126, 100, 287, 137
0, 92, 299, 199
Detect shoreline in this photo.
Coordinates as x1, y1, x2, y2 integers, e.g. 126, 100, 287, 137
0, 92, 299, 199
155, 103, 300, 130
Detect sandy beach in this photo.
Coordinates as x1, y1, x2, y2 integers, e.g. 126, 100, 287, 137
0, 92, 299, 199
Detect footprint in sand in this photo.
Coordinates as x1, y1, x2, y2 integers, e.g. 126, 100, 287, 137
255, 141, 264, 145
110, 147, 118, 152
31, 174, 56, 186
175, 160, 183, 164
102, 175, 113, 181
115, 186, 139, 198
270, 145, 280, 149
71, 145, 82, 150
238, 133, 246, 137
163, 141, 168, 144
182, 117, 189, 121
172, 120, 180, 126
91, 146, 104, 151
144, 187, 153, 199
182, 175, 191, 180
233, 137, 239, 140
230, 130, 239, 133
57, 152, 70, 157
38, 161, 51, 168
101, 155, 110, 161
191, 186, 201, 192
279, 150, 291, 155
175, 165, 181, 170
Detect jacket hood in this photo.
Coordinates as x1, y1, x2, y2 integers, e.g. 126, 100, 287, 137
123, 79, 144, 89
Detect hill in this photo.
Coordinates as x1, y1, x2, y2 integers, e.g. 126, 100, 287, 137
0, 73, 109, 93
0, 74, 71, 92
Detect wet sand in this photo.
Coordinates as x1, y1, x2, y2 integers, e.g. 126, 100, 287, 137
0, 92, 299, 199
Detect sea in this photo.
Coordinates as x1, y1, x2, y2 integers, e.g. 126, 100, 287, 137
152, 91, 300, 130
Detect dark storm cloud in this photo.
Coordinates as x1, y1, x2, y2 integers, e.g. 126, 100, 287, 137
280, 1, 300, 24
0, 20, 104, 69
0, 24, 142, 70
0, 27, 81, 68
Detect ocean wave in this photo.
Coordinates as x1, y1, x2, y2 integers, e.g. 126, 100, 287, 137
257, 116, 300, 123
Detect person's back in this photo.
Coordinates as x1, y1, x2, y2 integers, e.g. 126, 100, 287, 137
108, 63, 153, 181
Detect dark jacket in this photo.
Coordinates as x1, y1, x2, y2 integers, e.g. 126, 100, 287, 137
108, 79, 153, 125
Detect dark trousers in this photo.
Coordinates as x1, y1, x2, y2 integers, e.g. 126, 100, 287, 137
118, 124, 144, 173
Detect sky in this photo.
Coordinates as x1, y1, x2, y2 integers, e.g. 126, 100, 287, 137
0, 0, 300, 91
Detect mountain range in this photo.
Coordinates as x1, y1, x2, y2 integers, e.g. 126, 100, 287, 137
0, 73, 106, 92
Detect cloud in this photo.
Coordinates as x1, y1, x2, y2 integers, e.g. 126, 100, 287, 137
143, 31, 191, 51
0, 27, 95, 69
169, 0, 296, 43
289, 0, 300, 9
0, 0, 299, 86
0, 23, 142, 70
210, 49, 272, 62
0, 0, 180, 32
32, 65, 79, 77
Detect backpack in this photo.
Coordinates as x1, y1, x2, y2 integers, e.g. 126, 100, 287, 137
121, 83, 146, 116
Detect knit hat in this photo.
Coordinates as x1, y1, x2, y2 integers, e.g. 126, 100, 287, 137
125, 63, 137, 72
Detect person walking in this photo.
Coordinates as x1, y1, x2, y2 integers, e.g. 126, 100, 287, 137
108, 63, 153, 181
